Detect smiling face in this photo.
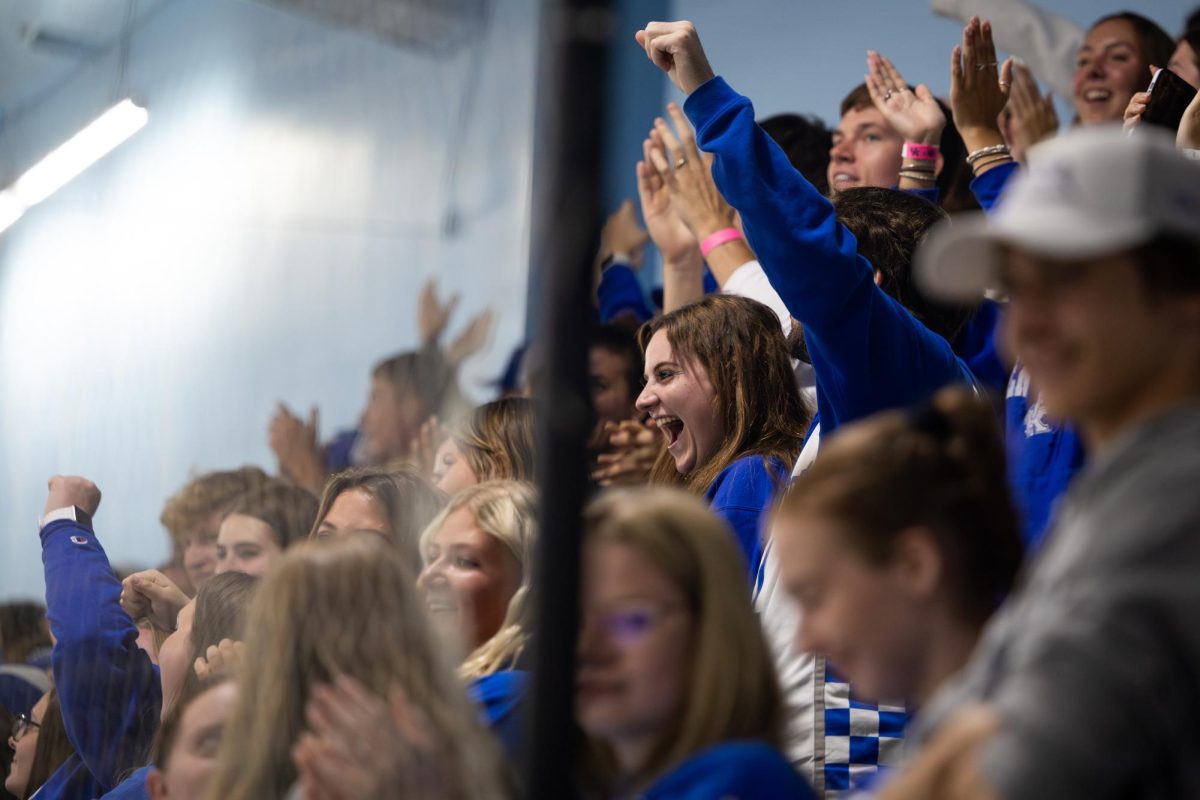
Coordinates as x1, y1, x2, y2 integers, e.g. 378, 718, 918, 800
774, 512, 932, 703
575, 540, 693, 772
147, 682, 237, 800
179, 513, 221, 591
433, 438, 479, 495
635, 330, 722, 476
416, 508, 520, 653
5, 691, 47, 797
314, 488, 391, 542
215, 514, 282, 577
999, 247, 1196, 441
827, 106, 903, 194
1073, 19, 1149, 125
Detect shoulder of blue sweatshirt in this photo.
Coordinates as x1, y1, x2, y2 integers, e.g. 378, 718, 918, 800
41, 519, 162, 795
100, 765, 154, 799
952, 298, 1008, 397
598, 262, 655, 324
706, 454, 789, 581
643, 740, 816, 800
683, 76, 977, 436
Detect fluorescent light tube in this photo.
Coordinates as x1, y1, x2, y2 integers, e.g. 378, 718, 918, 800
12, 99, 148, 208
0, 190, 23, 234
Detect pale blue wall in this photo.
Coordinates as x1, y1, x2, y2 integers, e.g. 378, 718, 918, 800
0, 0, 537, 599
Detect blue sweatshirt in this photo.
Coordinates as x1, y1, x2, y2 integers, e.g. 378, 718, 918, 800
683, 77, 977, 440
101, 766, 153, 799
969, 160, 1086, 550
468, 669, 528, 760
38, 520, 161, 799
643, 740, 816, 800
706, 455, 788, 579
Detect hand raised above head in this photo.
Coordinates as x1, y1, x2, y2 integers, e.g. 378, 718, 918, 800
865, 50, 946, 146
634, 21, 716, 96
43, 475, 101, 518
950, 17, 1013, 138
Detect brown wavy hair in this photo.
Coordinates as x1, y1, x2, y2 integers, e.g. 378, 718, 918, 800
636, 295, 811, 495
451, 397, 538, 483
223, 480, 318, 551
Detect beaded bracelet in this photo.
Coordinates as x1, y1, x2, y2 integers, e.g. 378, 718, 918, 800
966, 144, 1011, 165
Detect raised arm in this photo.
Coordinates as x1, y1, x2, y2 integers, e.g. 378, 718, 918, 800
41, 476, 161, 792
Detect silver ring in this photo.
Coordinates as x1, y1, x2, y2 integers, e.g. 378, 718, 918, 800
674, 157, 687, 169
884, 90, 894, 101
976, 61, 998, 71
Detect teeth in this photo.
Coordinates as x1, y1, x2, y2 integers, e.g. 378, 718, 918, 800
1084, 89, 1110, 101
654, 415, 681, 426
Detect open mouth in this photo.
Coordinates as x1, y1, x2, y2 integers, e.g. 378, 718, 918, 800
1082, 87, 1112, 103
654, 415, 684, 448
832, 172, 859, 188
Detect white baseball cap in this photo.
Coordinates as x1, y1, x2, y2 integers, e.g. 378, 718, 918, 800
917, 125, 1200, 302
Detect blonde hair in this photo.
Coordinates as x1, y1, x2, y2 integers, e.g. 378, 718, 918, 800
203, 536, 504, 800
419, 480, 539, 679
583, 488, 784, 791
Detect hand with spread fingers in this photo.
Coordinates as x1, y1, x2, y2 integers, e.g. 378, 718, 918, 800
193, 638, 245, 682
865, 50, 947, 146
634, 20, 716, 96
645, 103, 736, 241
636, 132, 700, 266
418, 279, 459, 346
950, 16, 1014, 172
269, 403, 326, 495
446, 307, 494, 367
1008, 61, 1059, 154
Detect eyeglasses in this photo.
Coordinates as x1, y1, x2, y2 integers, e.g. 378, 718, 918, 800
12, 713, 41, 742
591, 605, 685, 647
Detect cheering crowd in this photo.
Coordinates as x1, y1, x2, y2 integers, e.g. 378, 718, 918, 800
3, 4, 1200, 799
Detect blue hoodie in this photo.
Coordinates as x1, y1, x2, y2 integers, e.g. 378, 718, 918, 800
36, 519, 161, 799
706, 455, 789, 580
642, 740, 816, 800
682, 77, 977, 441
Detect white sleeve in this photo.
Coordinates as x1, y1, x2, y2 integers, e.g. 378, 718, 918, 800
930, 0, 1084, 100
721, 259, 792, 336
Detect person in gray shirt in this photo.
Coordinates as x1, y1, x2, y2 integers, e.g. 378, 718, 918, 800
882, 124, 1200, 799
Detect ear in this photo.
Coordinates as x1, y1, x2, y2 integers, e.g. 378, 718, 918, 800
891, 526, 943, 601
146, 767, 168, 800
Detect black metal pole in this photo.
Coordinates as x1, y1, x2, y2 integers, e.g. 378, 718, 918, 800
525, 0, 612, 798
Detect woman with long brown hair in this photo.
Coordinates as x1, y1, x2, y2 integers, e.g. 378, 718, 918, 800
636, 294, 811, 576
577, 488, 814, 799
203, 535, 504, 800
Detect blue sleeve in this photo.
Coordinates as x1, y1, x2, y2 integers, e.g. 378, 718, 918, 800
970, 161, 1018, 214
684, 77, 974, 434
905, 185, 940, 205
645, 741, 817, 800
42, 520, 162, 792
101, 765, 154, 799
597, 262, 654, 324
706, 458, 785, 580
952, 299, 1008, 397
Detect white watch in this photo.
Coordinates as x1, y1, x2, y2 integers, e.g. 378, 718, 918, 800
39, 505, 93, 531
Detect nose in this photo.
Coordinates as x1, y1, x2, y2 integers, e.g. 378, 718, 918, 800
830, 138, 854, 163
634, 382, 656, 414
417, 559, 444, 591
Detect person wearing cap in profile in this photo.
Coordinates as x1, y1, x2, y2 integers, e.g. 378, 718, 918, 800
875, 125, 1200, 800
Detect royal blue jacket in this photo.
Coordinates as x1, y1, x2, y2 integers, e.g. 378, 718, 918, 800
37, 520, 161, 799
683, 77, 977, 442
642, 740, 816, 800
102, 766, 153, 799
969, 160, 1086, 549
706, 455, 789, 579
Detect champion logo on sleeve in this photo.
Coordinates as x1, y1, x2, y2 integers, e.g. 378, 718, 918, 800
70, 535, 89, 545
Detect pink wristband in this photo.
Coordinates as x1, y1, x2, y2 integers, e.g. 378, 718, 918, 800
700, 227, 742, 258
902, 142, 940, 161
